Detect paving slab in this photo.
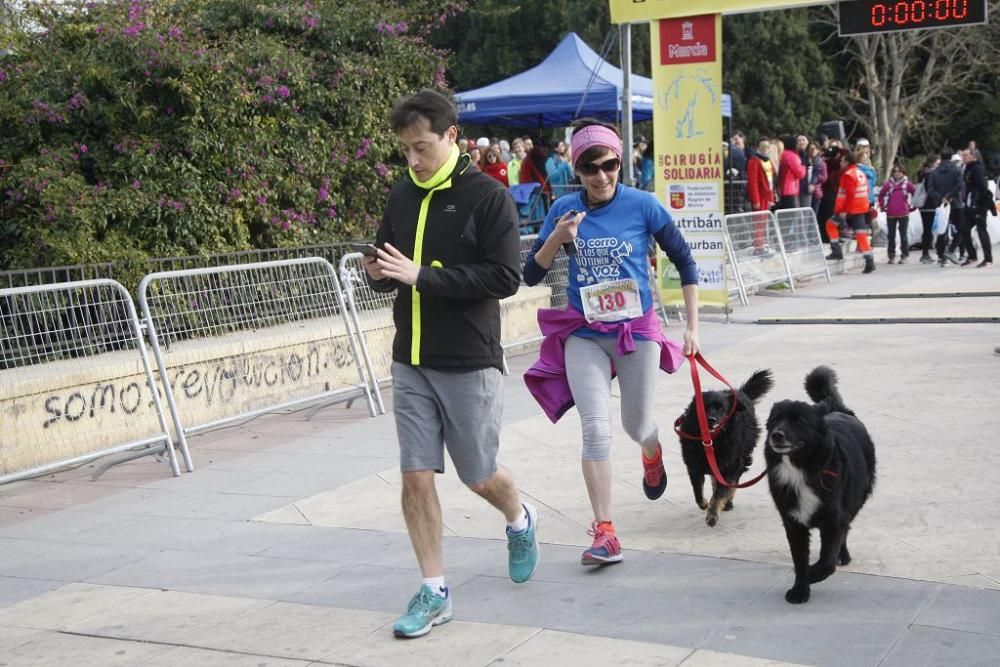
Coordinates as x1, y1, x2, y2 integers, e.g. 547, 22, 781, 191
67, 589, 271, 644
879, 626, 1000, 667
182, 601, 394, 662
319, 618, 539, 666
0, 632, 174, 666
0, 583, 158, 630
87, 549, 344, 600
140, 645, 313, 666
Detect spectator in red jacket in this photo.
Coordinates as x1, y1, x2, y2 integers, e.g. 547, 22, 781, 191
746, 137, 776, 253
480, 145, 509, 186
777, 134, 807, 209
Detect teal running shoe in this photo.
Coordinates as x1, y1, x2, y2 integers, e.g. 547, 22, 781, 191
507, 502, 539, 583
392, 585, 453, 639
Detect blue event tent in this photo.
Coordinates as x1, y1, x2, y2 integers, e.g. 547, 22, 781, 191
455, 33, 653, 127
455, 32, 731, 128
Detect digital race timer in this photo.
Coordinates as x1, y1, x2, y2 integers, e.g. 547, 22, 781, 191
839, 0, 988, 36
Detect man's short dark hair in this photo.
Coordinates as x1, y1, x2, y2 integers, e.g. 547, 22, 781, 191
940, 146, 954, 161
389, 89, 458, 136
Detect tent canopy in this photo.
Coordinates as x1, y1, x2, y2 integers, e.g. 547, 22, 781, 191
455, 32, 731, 128
455, 33, 654, 128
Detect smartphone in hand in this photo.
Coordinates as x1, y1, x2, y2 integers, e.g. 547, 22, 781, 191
561, 210, 581, 256
350, 242, 380, 257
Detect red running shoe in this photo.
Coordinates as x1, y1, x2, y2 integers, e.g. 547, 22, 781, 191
581, 522, 623, 565
642, 444, 668, 500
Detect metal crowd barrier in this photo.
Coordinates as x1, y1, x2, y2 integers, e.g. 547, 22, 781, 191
723, 208, 831, 304
723, 210, 795, 303
138, 258, 376, 468
0, 280, 179, 484
338, 252, 394, 414
773, 207, 833, 285
500, 234, 571, 352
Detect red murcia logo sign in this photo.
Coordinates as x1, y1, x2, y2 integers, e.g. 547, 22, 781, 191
669, 185, 686, 209
660, 14, 716, 65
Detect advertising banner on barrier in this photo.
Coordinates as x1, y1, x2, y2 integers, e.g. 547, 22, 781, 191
651, 14, 728, 309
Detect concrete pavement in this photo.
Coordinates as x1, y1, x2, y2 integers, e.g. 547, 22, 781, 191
1, 250, 999, 666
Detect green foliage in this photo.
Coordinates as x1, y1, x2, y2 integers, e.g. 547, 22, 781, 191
722, 9, 834, 142
434, 0, 649, 91
0, 0, 461, 270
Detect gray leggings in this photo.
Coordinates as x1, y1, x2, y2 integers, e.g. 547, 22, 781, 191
565, 334, 660, 461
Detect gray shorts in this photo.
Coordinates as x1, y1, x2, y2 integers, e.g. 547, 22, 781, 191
391, 362, 503, 485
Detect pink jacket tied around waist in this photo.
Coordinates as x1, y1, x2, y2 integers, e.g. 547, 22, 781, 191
524, 306, 685, 423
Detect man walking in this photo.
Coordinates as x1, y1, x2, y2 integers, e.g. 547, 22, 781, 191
364, 89, 539, 639
961, 147, 996, 267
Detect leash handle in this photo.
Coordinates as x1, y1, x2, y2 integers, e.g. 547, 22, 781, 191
685, 353, 767, 490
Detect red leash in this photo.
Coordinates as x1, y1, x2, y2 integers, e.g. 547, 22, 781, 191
673, 353, 767, 489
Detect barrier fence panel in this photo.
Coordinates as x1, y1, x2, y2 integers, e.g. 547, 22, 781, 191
723, 211, 796, 297
723, 231, 750, 306
773, 207, 832, 285
501, 234, 571, 352
338, 252, 395, 413
139, 258, 376, 466
0, 280, 179, 484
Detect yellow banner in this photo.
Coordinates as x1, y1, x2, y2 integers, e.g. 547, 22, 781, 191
652, 14, 728, 309
610, 0, 821, 23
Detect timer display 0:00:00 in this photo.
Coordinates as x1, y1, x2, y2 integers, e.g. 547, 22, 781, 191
871, 0, 969, 26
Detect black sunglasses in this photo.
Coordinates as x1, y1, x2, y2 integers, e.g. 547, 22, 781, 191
578, 158, 621, 176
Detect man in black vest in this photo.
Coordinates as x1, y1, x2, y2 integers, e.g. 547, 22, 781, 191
364, 89, 539, 639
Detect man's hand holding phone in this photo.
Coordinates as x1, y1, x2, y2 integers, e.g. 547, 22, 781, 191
355, 243, 387, 280
358, 242, 420, 285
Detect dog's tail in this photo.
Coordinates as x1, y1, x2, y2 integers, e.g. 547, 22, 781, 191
740, 369, 774, 403
804, 366, 853, 415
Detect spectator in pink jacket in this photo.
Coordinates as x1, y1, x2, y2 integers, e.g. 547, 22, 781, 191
777, 134, 807, 210
878, 163, 916, 264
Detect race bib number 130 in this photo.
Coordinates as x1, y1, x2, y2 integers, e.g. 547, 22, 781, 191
580, 279, 643, 323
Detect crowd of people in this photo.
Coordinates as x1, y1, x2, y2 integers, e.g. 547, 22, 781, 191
725, 132, 996, 271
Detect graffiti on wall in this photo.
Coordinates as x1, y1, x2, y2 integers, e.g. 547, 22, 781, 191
40, 339, 356, 429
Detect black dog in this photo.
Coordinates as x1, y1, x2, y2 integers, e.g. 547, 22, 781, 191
677, 369, 773, 527
765, 366, 876, 604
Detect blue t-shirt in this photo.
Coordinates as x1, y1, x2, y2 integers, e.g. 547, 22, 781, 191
537, 184, 696, 323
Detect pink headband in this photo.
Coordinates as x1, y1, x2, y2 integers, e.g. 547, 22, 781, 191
571, 125, 622, 168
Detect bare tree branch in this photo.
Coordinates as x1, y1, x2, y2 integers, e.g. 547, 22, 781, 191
819, 2, 1000, 179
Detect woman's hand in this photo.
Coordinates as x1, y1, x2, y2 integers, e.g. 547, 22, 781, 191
683, 327, 700, 357
553, 210, 585, 246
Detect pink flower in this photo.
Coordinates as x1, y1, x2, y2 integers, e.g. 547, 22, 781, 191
256, 194, 267, 205
79, 144, 88, 153
131, 180, 141, 189
326, 207, 337, 218
276, 85, 290, 99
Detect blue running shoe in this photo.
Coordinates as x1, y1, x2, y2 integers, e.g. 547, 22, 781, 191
393, 585, 453, 638
507, 502, 539, 583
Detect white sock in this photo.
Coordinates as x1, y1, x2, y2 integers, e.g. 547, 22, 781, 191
507, 504, 529, 533
422, 576, 447, 598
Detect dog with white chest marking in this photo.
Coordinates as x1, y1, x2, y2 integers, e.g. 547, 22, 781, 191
764, 366, 876, 604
